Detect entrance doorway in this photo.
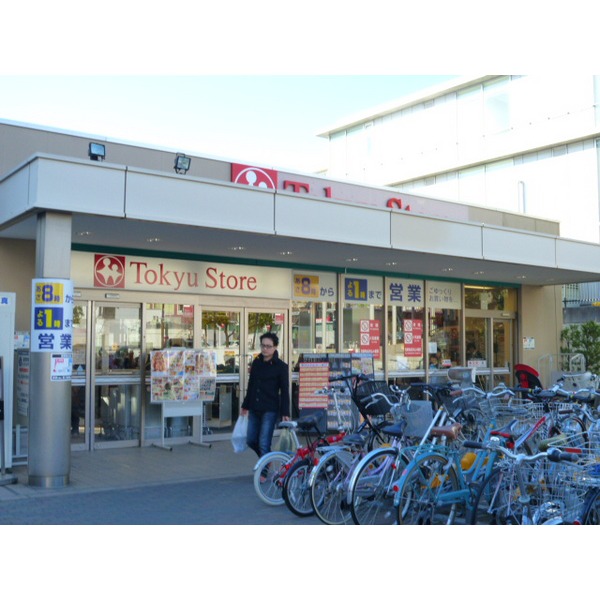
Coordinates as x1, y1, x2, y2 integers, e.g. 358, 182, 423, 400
71, 300, 288, 448
202, 307, 288, 436
465, 315, 514, 387
72, 301, 143, 450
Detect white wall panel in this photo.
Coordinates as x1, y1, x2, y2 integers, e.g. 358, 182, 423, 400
483, 227, 556, 267
391, 212, 483, 258
0, 164, 30, 225
556, 238, 600, 273
275, 193, 391, 246
30, 157, 126, 216
126, 170, 275, 233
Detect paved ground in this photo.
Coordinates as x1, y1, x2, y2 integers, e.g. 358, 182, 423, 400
0, 440, 320, 525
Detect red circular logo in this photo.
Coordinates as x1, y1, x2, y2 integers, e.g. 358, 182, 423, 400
94, 254, 125, 288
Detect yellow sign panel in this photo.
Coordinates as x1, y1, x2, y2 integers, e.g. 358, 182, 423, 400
34, 282, 65, 305
293, 274, 319, 298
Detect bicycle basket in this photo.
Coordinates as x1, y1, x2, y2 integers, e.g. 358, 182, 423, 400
483, 396, 535, 426
393, 400, 434, 438
355, 380, 397, 416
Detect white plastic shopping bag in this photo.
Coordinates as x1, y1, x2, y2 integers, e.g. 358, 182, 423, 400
231, 414, 248, 453
275, 427, 298, 453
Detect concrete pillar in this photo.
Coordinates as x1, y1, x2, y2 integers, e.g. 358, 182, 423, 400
28, 212, 73, 488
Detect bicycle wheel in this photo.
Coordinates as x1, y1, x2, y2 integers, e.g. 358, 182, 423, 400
310, 450, 355, 525
253, 451, 293, 506
468, 464, 542, 525
580, 487, 600, 524
282, 458, 315, 517
395, 452, 462, 525
350, 447, 408, 525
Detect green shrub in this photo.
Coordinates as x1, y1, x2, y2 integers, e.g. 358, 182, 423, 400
560, 321, 600, 374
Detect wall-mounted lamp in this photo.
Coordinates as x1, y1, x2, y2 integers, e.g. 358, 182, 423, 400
174, 153, 191, 174
89, 142, 106, 161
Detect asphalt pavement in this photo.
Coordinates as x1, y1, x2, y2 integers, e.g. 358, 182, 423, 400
0, 440, 320, 525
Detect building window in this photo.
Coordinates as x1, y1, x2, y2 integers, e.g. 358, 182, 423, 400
291, 300, 337, 370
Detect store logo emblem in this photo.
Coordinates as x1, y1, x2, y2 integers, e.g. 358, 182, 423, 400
94, 254, 126, 288
231, 163, 278, 189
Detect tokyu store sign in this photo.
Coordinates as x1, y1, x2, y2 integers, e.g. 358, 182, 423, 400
71, 251, 291, 298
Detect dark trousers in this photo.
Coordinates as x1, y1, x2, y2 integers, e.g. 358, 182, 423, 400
246, 410, 278, 457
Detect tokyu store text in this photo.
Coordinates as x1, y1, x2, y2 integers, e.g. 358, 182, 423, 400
67, 251, 517, 447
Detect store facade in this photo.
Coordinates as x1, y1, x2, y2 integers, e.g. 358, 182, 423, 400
61, 249, 522, 450
2, 121, 600, 464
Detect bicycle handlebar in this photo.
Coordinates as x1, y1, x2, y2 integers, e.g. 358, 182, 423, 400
463, 439, 581, 463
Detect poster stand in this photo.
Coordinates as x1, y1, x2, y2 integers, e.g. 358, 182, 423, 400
149, 348, 217, 451
0, 356, 17, 485
297, 352, 374, 432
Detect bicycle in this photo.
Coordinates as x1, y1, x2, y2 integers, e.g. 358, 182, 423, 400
346, 394, 433, 525
281, 385, 356, 517
253, 414, 345, 506
307, 372, 402, 525
391, 387, 530, 525
468, 435, 582, 525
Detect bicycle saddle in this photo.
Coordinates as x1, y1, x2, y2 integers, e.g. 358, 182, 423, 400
295, 414, 321, 432
381, 422, 405, 438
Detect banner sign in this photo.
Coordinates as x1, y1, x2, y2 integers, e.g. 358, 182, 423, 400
31, 279, 74, 357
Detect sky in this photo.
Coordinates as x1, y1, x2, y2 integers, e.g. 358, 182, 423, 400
2, 2, 594, 175
0, 74, 457, 172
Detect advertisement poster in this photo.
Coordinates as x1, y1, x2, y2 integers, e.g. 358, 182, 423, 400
359, 319, 381, 359
16, 351, 29, 417
50, 353, 73, 381
403, 319, 423, 357
150, 349, 217, 403
298, 362, 330, 409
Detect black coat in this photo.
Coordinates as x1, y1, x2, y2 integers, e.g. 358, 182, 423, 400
242, 350, 290, 417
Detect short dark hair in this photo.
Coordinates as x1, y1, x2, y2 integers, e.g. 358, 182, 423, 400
260, 332, 279, 346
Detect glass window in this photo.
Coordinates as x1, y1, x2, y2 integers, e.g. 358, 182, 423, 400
387, 306, 425, 372
202, 310, 240, 373
342, 302, 384, 372
342, 275, 384, 373
145, 303, 194, 352
95, 384, 141, 442
484, 77, 510, 134
465, 317, 489, 368
428, 308, 461, 370
72, 301, 87, 441
291, 300, 337, 370
464, 286, 517, 311
95, 304, 142, 373
386, 277, 426, 375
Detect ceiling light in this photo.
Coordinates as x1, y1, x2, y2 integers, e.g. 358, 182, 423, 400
229, 246, 246, 251
146, 237, 161, 243
346, 258, 359, 262
279, 251, 294, 256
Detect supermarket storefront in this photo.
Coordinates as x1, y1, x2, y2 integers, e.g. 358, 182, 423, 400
64, 250, 519, 450
3, 121, 600, 475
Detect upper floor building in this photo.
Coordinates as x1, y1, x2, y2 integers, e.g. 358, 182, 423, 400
321, 75, 600, 245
